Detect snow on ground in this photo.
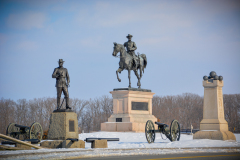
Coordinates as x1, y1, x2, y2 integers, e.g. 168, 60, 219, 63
80, 132, 240, 149
0, 133, 240, 159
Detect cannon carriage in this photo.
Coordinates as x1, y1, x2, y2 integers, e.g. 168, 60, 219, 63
145, 119, 180, 143
6, 122, 43, 141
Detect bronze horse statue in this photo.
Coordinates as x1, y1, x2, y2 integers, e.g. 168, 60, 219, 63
112, 42, 147, 88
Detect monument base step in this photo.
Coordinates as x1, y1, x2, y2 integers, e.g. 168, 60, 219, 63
108, 114, 157, 123
193, 130, 236, 141
101, 122, 157, 132
200, 119, 228, 131
40, 140, 85, 148
91, 140, 108, 148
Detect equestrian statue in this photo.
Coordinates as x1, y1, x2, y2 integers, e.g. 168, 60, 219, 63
112, 34, 147, 88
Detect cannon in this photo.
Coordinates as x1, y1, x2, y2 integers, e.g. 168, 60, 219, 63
6, 122, 43, 141
145, 119, 180, 143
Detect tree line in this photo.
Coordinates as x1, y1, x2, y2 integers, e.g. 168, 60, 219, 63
0, 93, 239, 134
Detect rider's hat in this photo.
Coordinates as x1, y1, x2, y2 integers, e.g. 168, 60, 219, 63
126, 34, 133, 38
58, 59, 64, 63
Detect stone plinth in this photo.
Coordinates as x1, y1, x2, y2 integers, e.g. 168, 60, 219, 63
193, 131, 236, 141
193, 79, 236, 141
40, 140, 85, 148
101, 89, 157, 132
92, 140, 108, 148
48, 111, 78, 140
15, 141, 31, 150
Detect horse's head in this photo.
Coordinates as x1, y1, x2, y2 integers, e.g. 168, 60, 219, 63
112, 42, 121, 57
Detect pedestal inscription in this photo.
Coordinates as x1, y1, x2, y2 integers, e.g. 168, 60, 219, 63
69, 120, 75, 132
132, 102, 148, 111
116, 118, 122, 122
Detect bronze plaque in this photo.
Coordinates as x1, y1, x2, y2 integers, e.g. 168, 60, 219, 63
116, 118, 122, 122
132, 102, 148, 111
69, 120, 75, 132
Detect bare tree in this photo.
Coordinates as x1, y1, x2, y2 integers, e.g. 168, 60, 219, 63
152, 93, 203, 129
1, 93, 238, 135
223, 94, 240, 132
0, 98, 16, 134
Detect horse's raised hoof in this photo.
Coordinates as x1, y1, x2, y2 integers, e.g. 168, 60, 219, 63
118, 79, 121, 82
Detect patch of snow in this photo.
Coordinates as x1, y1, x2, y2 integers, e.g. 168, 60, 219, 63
0, 133, 239, 159
79, 132, 240, 149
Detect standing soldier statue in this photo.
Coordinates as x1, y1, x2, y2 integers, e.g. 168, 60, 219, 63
124, 34, 138, 70
52, 59, 71, 110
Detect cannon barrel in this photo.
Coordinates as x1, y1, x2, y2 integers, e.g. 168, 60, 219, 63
15, 124, 30, 129
85, 138, 119, 142
155, 121, 168, 127
67, 138, 78, 142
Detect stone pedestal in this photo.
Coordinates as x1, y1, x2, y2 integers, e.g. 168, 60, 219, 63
91, 140, 108, 148
101, 88, 157, 132
40, 140, 85, 148
48, 110, 78, 140
193, 80, 236, 141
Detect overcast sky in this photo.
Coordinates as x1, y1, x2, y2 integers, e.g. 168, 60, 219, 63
0, 0, 239, 101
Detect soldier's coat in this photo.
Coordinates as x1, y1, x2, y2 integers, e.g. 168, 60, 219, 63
52, 67, 70, 88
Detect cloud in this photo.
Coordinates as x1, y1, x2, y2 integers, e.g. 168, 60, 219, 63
74, 1, 194, 31
17, 41, 39, 51
7, 12, 46, 30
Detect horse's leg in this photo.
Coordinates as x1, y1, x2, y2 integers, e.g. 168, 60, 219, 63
116, 68, 123, 82
128, 69, 131, 88
138, 67, 143, 88
140, 66, 143, 79
134, 69, 141, 88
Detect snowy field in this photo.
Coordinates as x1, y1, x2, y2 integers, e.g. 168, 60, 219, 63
0, 132, 240, 159
80, 132, 240, 149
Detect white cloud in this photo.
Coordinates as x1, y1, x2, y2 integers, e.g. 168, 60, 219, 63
17, 41, 39, 51
7, 12, 46, 30
74, 1, 194, 31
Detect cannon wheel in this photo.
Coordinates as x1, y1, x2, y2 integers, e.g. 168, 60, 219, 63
29, 122, 43, 141
6, 123, 19, 139
145, 120, 155, 143
170, 119, 180, 142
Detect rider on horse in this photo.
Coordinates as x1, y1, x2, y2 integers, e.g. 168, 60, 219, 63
124, 34, 138, 70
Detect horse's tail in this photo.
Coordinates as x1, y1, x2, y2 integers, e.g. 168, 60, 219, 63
141, 54, 147, 68
140, 54, 147, 73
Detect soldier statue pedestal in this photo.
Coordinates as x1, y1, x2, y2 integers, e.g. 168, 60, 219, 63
47, 110, 79, 140
43, 110, 85, 148
193, 72, 236, 141
101, 88, 157, 132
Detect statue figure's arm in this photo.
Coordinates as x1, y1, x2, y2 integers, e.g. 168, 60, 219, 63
124, 42, 127, 48
52, 68, 59, 78
131, 42, 137, 51
66, 69, 70, 86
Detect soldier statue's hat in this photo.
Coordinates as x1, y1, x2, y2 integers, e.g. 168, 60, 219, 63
126, 34, 133, 38
58, 59, 64, 63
